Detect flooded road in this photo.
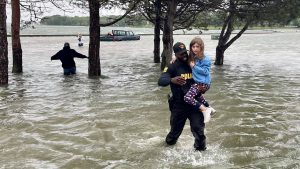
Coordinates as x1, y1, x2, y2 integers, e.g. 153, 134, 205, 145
1, 33, 300, 168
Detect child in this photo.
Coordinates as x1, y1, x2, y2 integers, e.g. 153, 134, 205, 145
184, 37, 215, 123
77, 33, 83, 47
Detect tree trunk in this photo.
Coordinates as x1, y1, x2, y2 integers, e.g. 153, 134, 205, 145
215, 45, 225, 65
153, 0, 161, 63
215, 10, 250, 66
88, 0, 101, 76
11, 0, 22, 73
215, 8, 234, 66
0, 0, 8, 85
160, 0, 177, 70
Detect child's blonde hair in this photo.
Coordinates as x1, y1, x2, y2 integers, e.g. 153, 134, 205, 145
189, 36, 205, 63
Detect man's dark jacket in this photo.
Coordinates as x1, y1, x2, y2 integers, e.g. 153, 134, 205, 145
158, 60, 196, 109
51, 46, 87, 69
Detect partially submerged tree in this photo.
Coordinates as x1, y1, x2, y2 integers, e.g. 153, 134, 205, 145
0, 0, 8, 85
88, 0, 101, 76
159, 0, 177, 70
153, 0, 161, 63
215, 0, 300, 65
66, 0, 141, 77
139, 0, 219, 69
11, 0, 22, 73
90, 0, 141, 76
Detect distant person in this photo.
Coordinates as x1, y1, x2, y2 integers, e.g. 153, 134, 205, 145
77, 33, 83, 47
184, 37, 215, 123
51, 42, 88, 75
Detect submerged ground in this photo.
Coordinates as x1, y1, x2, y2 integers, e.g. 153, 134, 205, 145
0, 32, 300, 168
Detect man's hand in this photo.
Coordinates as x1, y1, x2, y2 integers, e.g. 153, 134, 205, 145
171, 76, 186, 86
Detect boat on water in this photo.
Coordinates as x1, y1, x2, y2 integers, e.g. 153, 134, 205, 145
100, 30, 140, 41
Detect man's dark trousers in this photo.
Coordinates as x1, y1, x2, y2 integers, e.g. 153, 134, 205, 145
165, 103, 206, 150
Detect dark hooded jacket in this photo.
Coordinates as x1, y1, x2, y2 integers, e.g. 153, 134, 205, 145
158, 60, 195, 108
51, 46, 88, 69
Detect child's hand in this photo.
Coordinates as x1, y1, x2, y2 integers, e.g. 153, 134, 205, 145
170, 55, 177, 64
189, 61, 195, 68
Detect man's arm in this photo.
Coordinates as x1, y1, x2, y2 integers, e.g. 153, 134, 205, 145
158, 66, 186, 86
158, 72, 171, 86
51, 51, 61, 60
72, 49, 88, 58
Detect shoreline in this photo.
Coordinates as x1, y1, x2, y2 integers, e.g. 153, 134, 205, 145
6, 25, 299, 37
7, 31, 287, 37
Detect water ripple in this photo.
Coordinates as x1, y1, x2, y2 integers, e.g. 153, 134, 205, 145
1, 33, 300, 168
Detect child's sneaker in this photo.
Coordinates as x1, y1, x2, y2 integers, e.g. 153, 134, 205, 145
203, 108, 212, 123
210, 106, 217, 116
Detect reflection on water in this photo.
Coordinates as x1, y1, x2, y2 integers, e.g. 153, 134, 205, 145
1, 33, 300, 168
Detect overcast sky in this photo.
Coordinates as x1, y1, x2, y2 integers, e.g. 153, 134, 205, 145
6, 4, 122, 23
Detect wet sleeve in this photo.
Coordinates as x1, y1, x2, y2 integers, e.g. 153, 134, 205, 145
73, 50, 88, 58
51, 51, 60, 60
158, 65, 174, 86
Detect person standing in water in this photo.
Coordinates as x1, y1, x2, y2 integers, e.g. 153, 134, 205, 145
77, 33, 83, 47
51, 42, 88, 75
158, 42, 208, 151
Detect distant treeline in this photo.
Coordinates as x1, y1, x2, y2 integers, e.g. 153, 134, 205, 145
41, 15, 152, 27
41, 15, 89, 26
41, 15, 300, 28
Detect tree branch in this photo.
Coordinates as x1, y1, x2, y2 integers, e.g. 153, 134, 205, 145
100, 0, 141, 27
224, 20, 250, 50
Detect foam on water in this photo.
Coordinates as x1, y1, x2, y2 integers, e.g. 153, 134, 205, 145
158, 143, 230, 168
